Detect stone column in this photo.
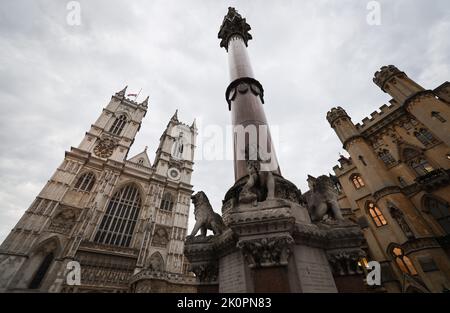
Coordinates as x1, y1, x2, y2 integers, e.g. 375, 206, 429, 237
219, 7, 281, 181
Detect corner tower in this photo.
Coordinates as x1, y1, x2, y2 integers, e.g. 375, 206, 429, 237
374, 65, 450, 146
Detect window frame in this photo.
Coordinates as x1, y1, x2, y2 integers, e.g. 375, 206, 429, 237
367, 201, 388, 227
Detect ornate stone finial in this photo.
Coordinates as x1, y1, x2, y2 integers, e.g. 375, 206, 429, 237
190, 118, 197, 130
326, 106, 349, 127
373, 65, 404, 91
116, 85, 128, 97
218, 7, 253, 50
171, 109, 179, 122
140, 96, 149, 107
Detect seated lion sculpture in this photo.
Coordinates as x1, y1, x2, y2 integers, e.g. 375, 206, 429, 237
188, 191, 226, 237
308, 175, 344, 222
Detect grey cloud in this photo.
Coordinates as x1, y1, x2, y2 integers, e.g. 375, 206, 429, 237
0, 0, 449, 240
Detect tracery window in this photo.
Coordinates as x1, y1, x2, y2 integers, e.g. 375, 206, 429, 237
378, 149, 396, 166
403, 148, 434, 176
350, 174, 365, 189
414, 128, 438, 147
172, 133, 184, 159
109, 114, 127, 136
94, 184, 141, 247
368, 202, 388, 227
74, 172, 95, 192
392, 247, 418, 276
160, 192, 175, 212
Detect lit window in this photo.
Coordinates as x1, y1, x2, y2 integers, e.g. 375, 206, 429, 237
109, 115, 127, 136
403, 148, 434, 176
94, 184, 141, 247
392, 247, 418, 276
74, 172, 95, 192
368, 202, 388, 227
414, 128, 438, 147
351, 174, 365, 189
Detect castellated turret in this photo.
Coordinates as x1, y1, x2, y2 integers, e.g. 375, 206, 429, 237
326, 106, 361, 145
374, 65, 450, 146
373, 65, 425, 103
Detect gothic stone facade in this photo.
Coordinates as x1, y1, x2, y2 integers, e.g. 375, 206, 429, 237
0, 87, 198, 293
325, 66, 450, 293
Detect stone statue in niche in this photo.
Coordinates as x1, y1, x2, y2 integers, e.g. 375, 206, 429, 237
148, 253, 164, 272
389, 205, 415, 239
188, 191, 225, 237
152, 227, 170, 247
48, 208, 77, 234
239, 159, 275, 205
307, 175, 344, 222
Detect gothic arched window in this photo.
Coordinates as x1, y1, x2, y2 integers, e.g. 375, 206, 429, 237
172, 133, 184, 159
392, 246, 417, 276
403, 148, 434, 176
414, 128, 438, 147
350, 174, 365, 189
378, 149, 396, 166
74, 172, 95, 192
160, 192, 175, 212
423, 196, 450, 234
94, 184, 141, 247
109, 114, 127, 136
368, 202, 387, 227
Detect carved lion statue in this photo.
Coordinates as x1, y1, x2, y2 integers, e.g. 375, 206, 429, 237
189, 191, 226, 237
307, 175, 344, 222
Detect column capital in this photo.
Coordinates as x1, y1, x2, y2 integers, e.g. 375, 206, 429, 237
218, 7, 252, 50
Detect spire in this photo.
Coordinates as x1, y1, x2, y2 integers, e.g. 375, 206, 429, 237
140, 96, 149, 107
116, 85, 128, 97
218, 7, 253, 50
171, 109, 179, 122
190, 118, 197, 130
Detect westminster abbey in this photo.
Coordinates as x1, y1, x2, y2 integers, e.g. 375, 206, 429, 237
0, 87, 198, 292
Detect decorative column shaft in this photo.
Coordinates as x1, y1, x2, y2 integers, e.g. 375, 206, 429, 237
219, 7, 281, 182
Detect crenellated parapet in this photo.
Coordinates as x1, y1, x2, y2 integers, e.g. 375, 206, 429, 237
373, 65, 405, 92
333, 157, 356, 177
326, 106, 350, 127
355, 100, 403, 133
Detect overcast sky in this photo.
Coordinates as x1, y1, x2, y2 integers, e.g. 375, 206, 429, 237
0, 0, 449, 242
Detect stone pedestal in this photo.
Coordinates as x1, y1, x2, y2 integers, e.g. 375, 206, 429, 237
184, 177, 366, 293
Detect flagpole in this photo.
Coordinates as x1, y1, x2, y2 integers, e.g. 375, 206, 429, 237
135, 88, 142, 101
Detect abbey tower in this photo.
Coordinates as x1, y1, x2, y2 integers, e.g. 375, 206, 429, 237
0, 87, 198, 292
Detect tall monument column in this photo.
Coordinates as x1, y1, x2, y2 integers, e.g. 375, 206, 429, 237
219, 7, 281, 181
184, 7, 365, 294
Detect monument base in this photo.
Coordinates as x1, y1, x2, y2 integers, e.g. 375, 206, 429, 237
185, 191, 365, 293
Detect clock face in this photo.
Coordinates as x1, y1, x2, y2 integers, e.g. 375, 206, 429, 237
93, 138, 116, 158
168, 168, 181, 181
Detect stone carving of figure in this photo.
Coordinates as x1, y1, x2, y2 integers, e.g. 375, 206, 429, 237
188, 191, 225, 237
239, 159, 275, 205
389, 205, 415, 239
307, 175, 344, 222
